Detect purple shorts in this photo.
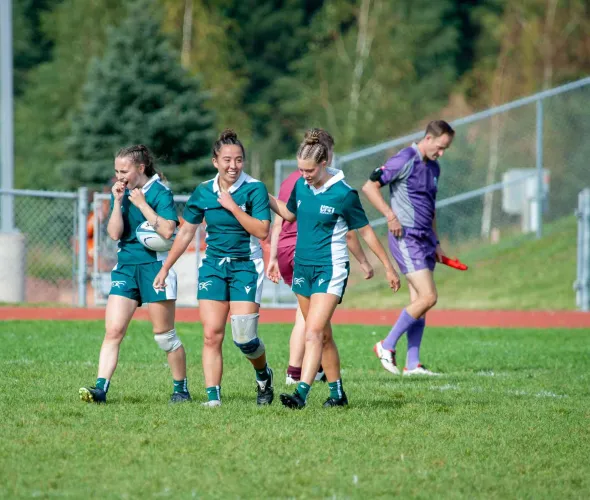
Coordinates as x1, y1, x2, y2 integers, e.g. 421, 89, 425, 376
277, 245, 295, 286
389, 228, 437, 275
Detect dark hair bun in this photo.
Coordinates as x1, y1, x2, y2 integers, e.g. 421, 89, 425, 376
304, 129, 321, 145
219, 129, 238, 142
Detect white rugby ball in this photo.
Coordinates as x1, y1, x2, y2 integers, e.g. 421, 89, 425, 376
135, 220, 176, 252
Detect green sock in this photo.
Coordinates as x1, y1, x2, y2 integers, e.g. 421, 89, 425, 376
206, 385, 221, 402
96, 378, 109, 393
173, 378, 188, 394
255, 363, 270, 382
295, 381, 311, 402
328, 379, 344, 400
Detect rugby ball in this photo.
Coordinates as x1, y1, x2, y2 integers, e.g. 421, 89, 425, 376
136, 220, 176, 252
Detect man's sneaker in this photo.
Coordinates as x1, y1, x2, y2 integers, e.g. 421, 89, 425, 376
256, 368, 274, 405
285, 375, 299, 385
280, 392, 306, 409
169, 392, 192, 405
79, 386, 106, 404
373, 341, 400, 375
202, 399, 222, 407
403, 364, 440, 376
314, 369, 328, 382
323, 392, 349, 408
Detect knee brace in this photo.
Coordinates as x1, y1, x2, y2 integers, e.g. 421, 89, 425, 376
154, 328, 182, 353
231, 313, 265, 359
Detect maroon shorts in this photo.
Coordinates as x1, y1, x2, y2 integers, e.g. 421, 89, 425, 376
277, 245, 295, 286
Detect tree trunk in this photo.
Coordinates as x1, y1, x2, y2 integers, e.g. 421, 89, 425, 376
181, 0, 193, 69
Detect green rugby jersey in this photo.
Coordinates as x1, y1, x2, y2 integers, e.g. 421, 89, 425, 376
111, 174, 179, 265
287, 168, 369, 266
183, 172, 271, 259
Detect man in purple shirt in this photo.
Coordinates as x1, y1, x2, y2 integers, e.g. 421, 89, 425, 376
362, 120, 454, 376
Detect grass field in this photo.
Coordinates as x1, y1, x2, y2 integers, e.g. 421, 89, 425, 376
1, 320, 589, 499
343, 215, 577, 310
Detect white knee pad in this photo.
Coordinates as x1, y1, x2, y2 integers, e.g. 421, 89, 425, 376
154, 328, 182, 353
231, 313, 265, 359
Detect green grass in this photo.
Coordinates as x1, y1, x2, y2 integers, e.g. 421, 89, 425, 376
343, 215, 578, 310
1, 320, 589, 498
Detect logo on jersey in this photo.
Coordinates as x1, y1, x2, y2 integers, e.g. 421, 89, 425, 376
297, 200, 302, 208
239, 203, 247, 211
199, 280, 213, 291
293, 277, 305, 287
153, 287, 163, 294
320, 205, 335, 215
318, 278, 326, 286
111, 281, 126, 289
244, 286, 252, 294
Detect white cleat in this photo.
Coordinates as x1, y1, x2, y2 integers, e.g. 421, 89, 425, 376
285, 375, 299, 386
403, 364, 440, 376
201, 400, 222, 407
373, 341, 400, 375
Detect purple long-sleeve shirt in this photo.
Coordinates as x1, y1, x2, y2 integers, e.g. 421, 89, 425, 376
378, 143, 440, 231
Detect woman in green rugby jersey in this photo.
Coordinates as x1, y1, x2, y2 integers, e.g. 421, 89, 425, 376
269, 130, 401, 409
80, 145, 190, 405
154, 130, 274, 407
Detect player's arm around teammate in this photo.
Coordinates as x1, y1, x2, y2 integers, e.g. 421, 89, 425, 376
154, 129, 274, 407
268, 131, 400, 409
80, 145, 190, 405
362, 120, 454, 376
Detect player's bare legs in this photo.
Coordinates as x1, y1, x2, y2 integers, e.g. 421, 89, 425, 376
97, 295, 137, 380
281, 293, 343, 409
199, 299, 229, 405
79, 295, 136, 403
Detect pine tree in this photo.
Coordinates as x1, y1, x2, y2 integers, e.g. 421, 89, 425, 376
61, 0, 215, 193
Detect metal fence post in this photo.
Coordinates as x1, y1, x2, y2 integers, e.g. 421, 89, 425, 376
77, 187, 88, 307
535, 99, 544, 239
575, 189, 590, 312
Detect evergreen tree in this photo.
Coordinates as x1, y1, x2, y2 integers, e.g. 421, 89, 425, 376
14, 0, 125, 189
61, 0, 215, 193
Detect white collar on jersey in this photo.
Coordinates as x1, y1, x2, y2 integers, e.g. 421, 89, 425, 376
141, 174, 161, 194
305, 167, 344, 195
212, 171, 250, 194
411, 142, 424, 161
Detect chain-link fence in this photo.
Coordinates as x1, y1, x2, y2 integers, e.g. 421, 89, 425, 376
273, 77, 590, 306
0, 188, 84, 304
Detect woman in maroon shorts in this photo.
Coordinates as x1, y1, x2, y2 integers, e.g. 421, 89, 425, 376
266, 129, 374, 384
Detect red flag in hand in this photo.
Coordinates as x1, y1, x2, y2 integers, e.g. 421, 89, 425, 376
437, 255, 468, 271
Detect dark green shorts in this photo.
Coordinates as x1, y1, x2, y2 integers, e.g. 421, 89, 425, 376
110, 261, 177, 306
291, 262, 350, 302
197, 256, 264, 303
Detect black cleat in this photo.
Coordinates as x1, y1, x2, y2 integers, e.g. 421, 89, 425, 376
280, 391, 306, 409
256, 368, 274, 406
323, 392, 349, 408
79, 386, 106, 404
169, 392, 192, 405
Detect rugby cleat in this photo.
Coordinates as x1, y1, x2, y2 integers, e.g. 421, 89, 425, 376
201, 399, 222, 407
323, 393, 349, 408
314, 369, 328, 383
373, 341, 400, 375
79, 386, 106, 404
403, 364, 440, 376
280, 392, 306, 409
256, 368, 274, 406
169, 392, 192, 404
285, 375, 299, 385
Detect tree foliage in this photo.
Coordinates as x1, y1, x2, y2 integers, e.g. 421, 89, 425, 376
60, 0, 215, 193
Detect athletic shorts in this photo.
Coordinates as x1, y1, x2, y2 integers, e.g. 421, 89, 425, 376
291, 262, 350, 303
388, 228, 437, 275
110, 261, 177, 306
197, 255, 264, 303
277, 245, 295, 286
